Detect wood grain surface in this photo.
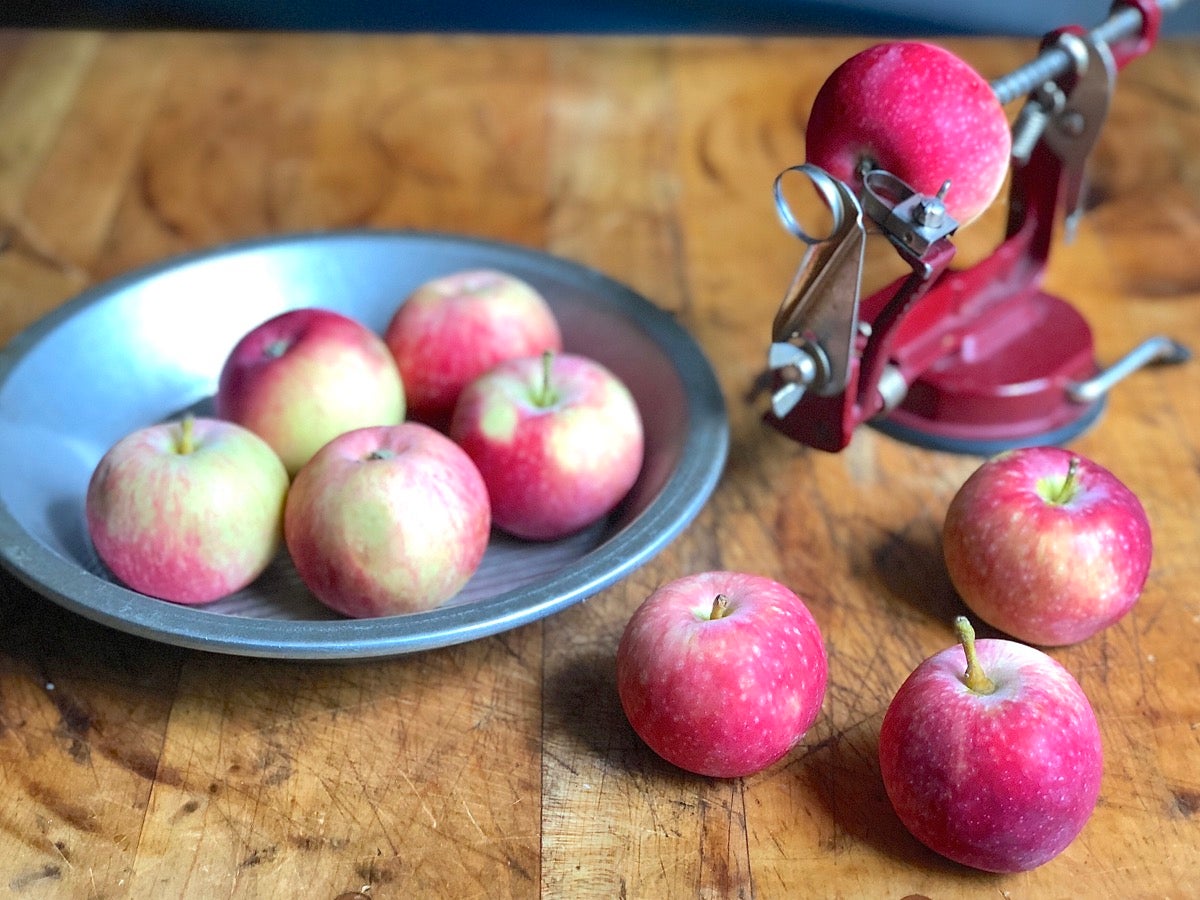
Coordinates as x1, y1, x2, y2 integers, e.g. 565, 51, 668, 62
1, 28, 1198, 899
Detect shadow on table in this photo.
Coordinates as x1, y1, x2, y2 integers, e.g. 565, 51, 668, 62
542, 645, 720, 786
0, 567, 186, 674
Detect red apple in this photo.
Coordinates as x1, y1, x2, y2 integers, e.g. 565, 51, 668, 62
942, 446, 1152, 646
448, 351, 643, 541
216, 307, 406, 475
616, 571, 827, 778
283, 423, 491, 618
805, 41, 1012, 225
879, 616, 1103, 873
384, 269, 562, 426
85, 416, 290, 605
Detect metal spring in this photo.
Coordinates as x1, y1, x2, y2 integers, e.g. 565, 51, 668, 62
989, 2, 1174, 104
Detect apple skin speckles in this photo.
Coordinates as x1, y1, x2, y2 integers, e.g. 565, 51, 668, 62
879, 631, 1102, 873
942, 446, 1152, 646
616, 571, 827, 779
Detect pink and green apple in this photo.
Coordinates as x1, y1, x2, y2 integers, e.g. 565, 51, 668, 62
85, 415, 290, 604
283, 422, 491, 618
448, 351, 643, 541
384, 269, 562, 426
215, 306, 406, 476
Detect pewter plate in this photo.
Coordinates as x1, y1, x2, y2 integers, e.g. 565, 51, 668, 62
0, 231, 728, 659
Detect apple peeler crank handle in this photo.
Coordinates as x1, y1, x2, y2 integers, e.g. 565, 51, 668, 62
990, 0, 1191, 105
1066, 336, 1192, 404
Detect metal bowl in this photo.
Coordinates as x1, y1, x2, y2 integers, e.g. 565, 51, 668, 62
0, 230, 728, 659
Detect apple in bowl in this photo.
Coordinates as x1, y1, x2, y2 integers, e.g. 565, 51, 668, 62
384, 268, 563, 426
283, 422, 491, 618
448, 351, 644, 541
216, 307, 406, 476
85, 416, 290, 605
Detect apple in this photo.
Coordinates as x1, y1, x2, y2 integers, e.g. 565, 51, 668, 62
879, 616, 1103, 873
215, 307, 406, 475
283, 422, 491, 618
85, 415, 290, 605
804, 41, 1012, 225
942, 446, 1152, 646
616, 571, 828, 778
448, 351, 644, 541
384, 269, 562, 426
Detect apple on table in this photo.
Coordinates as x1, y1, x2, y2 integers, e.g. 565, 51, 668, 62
616, 571, 828, 779
448, 350, 644, 541
284, 422, 491, 618
804, 40, 1013, 226
216, 306, 406, 476
879, 616, 1103, 873
384, 269, 562, 427
85, 415, 290, 605
942, 446, 1152, 646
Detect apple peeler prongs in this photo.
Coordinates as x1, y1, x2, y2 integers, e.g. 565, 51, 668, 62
859, 170, 959, 264
766, 165, 965, 420
768, 164, 866, 418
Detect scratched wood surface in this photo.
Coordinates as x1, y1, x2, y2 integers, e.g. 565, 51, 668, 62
1, 29, 1198, 899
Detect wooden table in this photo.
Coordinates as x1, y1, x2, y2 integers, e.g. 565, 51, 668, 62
1, 28, 1198, 899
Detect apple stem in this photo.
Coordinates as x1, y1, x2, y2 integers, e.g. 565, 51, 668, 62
176, 415, 196, 455
955, 616, 996, 696
709, 594, 733, 620
264, 338, 290, 359
533, 350, 559, 408
1050, 456, 1081, 504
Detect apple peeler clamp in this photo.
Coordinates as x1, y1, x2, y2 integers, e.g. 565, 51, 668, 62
764, 0, 1193, 455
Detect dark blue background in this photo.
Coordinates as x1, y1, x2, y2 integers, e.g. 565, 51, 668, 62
6, 1, 1200, 35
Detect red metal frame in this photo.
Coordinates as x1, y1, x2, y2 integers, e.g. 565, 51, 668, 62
768, 2, 1162, 454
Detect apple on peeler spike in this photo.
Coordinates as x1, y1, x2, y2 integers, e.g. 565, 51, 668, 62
804, 40, 1013, 226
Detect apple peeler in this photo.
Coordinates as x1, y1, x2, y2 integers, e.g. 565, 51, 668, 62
765, 0, 1192, 455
